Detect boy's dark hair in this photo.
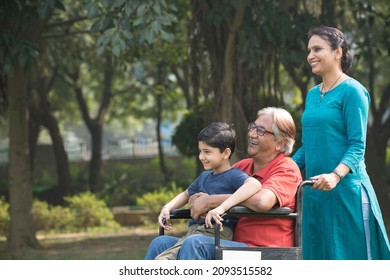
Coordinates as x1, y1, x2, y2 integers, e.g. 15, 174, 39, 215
198, 122, 236, 158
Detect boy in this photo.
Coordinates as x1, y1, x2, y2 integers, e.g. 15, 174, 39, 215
151, 122, 261, 260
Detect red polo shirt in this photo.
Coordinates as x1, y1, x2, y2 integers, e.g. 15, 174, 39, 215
233, 153, 302, 247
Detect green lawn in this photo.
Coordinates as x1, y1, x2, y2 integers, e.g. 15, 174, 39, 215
0, 226, 175, 260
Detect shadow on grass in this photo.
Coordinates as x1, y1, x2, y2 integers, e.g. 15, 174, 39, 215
0, 227, 164, 260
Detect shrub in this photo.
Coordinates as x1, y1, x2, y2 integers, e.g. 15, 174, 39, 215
101, 161, 168, 207
1, 193, 121, 235
100, 156, 196, 207
136, 182, 185, 226
48, 205, 76, 232
0, 197, 9, 236
32, 200, 76, 232
136, 182, 183, 213
32, 200, 52, 231
64, 192, 120, 231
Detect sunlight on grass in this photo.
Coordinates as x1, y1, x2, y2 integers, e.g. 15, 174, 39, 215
0, 223, 188, 260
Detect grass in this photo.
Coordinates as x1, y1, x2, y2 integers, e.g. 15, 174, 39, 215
0, 223, 187, 260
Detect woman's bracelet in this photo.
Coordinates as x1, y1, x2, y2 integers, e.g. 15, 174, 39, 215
332, 169, 344, 180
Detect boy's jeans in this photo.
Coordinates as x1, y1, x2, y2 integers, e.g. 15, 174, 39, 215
144, 233, 248, 260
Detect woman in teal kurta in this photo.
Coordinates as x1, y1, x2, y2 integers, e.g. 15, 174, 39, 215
293, 26, 390, 260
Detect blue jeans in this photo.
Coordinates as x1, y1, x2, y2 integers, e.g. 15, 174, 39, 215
144, 234, 249, 260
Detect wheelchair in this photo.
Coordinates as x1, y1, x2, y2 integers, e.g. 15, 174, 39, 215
159, 179, 313, 260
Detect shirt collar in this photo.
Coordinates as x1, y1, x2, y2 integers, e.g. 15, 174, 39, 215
252, 153, 285, 179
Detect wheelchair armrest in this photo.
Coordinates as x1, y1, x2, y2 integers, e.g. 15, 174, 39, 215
159, 209, 191, 235
225, 206, 291, 217
168, 206, 292, 219
169, 209, 191, 219
160, 206, 293, 236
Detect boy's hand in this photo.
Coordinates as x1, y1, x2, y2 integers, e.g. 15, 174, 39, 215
204, 206, 225, 228
158, 207, 172, 230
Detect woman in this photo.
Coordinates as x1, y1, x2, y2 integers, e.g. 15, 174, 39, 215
293, 26, 390, 259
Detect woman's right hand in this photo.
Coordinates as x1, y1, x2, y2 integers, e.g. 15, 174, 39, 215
310, 173, 338, 192
158, 207, 172, 230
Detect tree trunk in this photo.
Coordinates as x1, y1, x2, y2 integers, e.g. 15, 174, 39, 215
38, 71, 72, 199
156, 92, 171, 182
42, 110, 72, 199
214, 0, 246, 123
74, 52, 114, 192
365, 130, 390, 227
28, 72, 73, 202
4, 1, 51, 252
155, 63, 172, 181
364, 34, 390, 226
7, 63, 40, 251
89, 123, 103, 192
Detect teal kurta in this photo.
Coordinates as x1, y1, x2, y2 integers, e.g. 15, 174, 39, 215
293, 78, 390, 260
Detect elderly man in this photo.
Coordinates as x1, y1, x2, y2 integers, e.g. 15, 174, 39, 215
144, 107, 302, 260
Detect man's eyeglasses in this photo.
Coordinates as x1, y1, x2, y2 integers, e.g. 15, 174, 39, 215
248, 123, 275, 136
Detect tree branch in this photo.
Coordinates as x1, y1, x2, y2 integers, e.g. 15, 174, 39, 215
46, 16, 89, 28
41, 29, 94, 39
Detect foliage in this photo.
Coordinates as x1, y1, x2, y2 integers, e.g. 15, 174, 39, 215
136, 182, 183, 213
82, 0, 178, 56
0, 0, 64, 74
0, 179, 7, 198
135, 181, 186, 226
173, 156, 197, 186
386, 147, 390, 184
100, 160, 167, 206
69, 163, 90, 192
0, 197, 9, 236
0, 192, 120, 236
1, 0, 389, 248
32, 200, 76, 232
64, 192, 120, 230
285, 105, 303, 155
31, 170, 57, 195
100, 156, 195, 207
172, 105, 208, 157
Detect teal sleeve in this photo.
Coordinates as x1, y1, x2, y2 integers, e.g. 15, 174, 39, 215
340, 84, 370, 174
292, 146, 305, 171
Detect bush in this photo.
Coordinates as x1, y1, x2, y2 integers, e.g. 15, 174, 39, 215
32, 200, 52, 231
32, 200, 76, 232
136, 182, 186, 226
101, 161, 167, 207
136, 182, 183, 213
0, 197, 9, 236
1, 193, 121, 236
100, 157, 196, 207
64, 192, 120, 231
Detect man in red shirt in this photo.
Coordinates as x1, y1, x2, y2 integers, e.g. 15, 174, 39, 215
144, 107, 302, 259
230, 153, 300, 247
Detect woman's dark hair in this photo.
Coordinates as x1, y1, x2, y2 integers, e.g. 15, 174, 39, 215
198, 122, 236, 158
308, 26, 353, 73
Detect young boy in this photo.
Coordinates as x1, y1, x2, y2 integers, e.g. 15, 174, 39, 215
152, 122, 261, 260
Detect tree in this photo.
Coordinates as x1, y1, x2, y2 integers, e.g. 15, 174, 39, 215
28, 63, 72, 201
347, 0, 390, 222
1, 0, 389, 253
79, 0, 179, 184
212, 0, 246, 124
0, 0, 63, 251
63, 50, 115, 192
82, 0, 178, 56
1, 0, 179, 251
25, 2, 93, 200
